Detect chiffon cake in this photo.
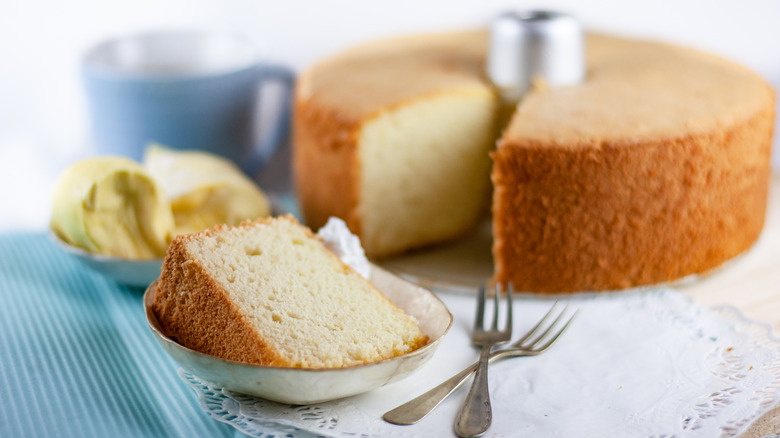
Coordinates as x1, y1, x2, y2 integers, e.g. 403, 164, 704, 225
293, 30, 775, 292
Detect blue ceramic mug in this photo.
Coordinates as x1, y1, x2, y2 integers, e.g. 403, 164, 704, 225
82, 30, 294, 177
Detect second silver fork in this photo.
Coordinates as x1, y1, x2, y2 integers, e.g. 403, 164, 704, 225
383, 299, 576, 428
455, 283, 513, 438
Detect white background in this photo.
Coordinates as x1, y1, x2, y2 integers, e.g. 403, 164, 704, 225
2, 0, 779, 232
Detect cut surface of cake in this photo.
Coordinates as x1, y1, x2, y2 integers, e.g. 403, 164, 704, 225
293, 30, 775, 292
151, 215, 428, 368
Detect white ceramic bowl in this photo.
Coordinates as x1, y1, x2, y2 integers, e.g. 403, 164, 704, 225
50, 232, 163, 288
144, 264, 453, 404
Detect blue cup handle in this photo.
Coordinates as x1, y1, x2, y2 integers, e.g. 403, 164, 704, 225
246, 63, 296, 177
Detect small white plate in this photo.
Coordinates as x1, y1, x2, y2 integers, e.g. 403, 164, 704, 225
144, 264, 453, 405
50, 232, 163, 288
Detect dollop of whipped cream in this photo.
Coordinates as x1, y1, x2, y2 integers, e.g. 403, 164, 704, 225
317, 217, 370, 279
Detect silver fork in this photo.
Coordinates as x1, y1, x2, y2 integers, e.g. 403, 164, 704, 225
454, 283, 513, 437
383, 299, 576, 427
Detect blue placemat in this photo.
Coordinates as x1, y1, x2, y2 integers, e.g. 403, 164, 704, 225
0, 232, 241, 437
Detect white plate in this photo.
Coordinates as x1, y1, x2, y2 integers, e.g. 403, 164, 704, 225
144, 264, 453, 405
50, 232, 163, 288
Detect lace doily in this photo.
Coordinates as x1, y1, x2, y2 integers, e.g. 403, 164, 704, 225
180, 290, 780, 438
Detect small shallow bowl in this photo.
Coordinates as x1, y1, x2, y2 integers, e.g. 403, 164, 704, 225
50, 232, 163, 288
143, 264, 453, 405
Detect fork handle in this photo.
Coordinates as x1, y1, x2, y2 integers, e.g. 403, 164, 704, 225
455, 345, 493, 437
383, 361, 478, 425
383, 348, 536, 425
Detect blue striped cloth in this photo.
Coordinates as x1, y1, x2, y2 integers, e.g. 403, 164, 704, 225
0, 232, 240, 437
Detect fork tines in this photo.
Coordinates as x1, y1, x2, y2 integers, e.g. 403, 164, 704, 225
517, 301, 577, 353
473, 283, 513, 341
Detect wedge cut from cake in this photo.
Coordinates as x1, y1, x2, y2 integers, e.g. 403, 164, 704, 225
151, 215, 428, 368
293, 30, 775, 292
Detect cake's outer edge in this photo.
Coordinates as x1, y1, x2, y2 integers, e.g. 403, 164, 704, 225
492, 95, 775, 292
293, 93, 363, 237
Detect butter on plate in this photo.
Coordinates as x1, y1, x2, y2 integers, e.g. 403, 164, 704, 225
51, 145, 272, 260
50, 157, 175, 259
143, 144, 271, 236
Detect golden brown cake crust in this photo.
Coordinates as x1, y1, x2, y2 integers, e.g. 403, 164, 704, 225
292, 98, 362, 235
152, 221, 286, 366
493, 34, 775, 292
493, 103, 774, 292
503, 34, 774, 143
295, 31, 489, 124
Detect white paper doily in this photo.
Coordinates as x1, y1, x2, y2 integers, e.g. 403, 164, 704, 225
180, 289, 780, 438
